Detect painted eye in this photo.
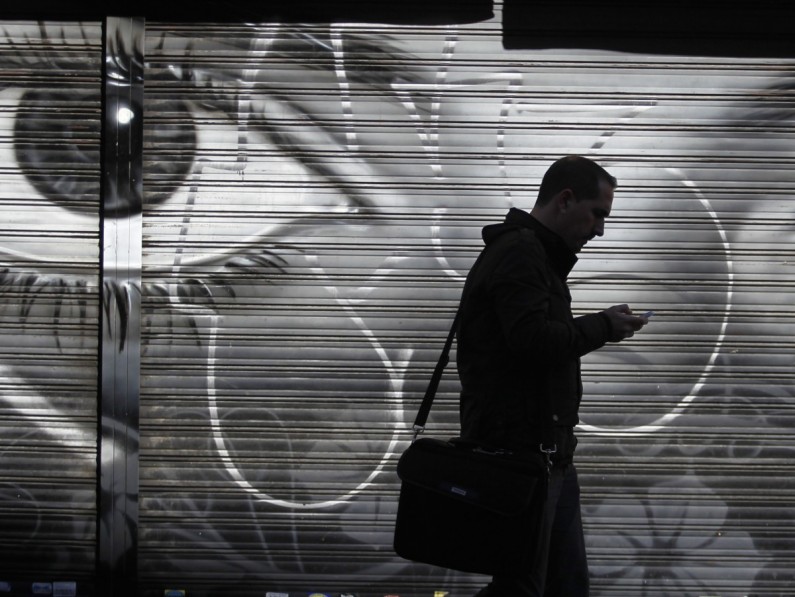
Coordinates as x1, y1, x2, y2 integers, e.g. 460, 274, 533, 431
13, 88, 100, 215
13, 89, 196, 217
142, 98, 198, 209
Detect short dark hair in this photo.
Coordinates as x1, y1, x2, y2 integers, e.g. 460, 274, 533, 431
535, 155, 617, 206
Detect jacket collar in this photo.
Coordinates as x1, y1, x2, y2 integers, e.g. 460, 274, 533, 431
505, 207, 578, 279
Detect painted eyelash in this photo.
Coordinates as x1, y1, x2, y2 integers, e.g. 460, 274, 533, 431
0, 267, 90, 351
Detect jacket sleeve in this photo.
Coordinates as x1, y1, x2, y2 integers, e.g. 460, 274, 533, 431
488, 233, 611, 364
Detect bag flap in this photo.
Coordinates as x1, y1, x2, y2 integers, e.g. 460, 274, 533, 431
397, 437, 543, 515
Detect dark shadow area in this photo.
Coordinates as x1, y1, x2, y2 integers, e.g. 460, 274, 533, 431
503, 0, 795, 57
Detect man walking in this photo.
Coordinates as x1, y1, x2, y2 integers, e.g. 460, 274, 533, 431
456, 155, 649, 596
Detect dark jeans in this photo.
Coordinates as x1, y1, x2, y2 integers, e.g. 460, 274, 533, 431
474, 465, 589, 597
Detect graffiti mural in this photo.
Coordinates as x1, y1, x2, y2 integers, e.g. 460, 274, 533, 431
0, 20, 102, 592
1, 8, 794, 597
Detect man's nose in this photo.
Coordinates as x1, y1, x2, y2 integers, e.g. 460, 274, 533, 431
594, 221, 605, 237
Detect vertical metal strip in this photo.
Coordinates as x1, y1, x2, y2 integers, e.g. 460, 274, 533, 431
98, 16, 144, 597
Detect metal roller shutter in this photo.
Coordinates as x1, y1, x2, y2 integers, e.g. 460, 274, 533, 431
0, 21, 102, 589
136, 6, 795, 597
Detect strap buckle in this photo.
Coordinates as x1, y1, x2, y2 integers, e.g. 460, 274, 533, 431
540, 443, 557, 474
412, 424, 425, 442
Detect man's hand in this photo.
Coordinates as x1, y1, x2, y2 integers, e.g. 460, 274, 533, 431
602, 304, 649, 342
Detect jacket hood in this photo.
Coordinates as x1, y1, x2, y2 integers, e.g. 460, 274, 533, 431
482, 207, 577, 278
481, 207, 533, 244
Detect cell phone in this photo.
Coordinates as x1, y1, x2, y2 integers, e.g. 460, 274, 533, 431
642, 310, 655, 318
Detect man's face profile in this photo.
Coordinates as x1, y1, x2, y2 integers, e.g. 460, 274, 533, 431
557, 179, 614, 254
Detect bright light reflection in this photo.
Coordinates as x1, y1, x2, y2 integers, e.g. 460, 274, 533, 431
117, 107, 134, 124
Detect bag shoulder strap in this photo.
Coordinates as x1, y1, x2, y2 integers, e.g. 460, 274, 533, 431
412, 308, 557, 465
412, 299, 556, 460
411, 307, 461, 438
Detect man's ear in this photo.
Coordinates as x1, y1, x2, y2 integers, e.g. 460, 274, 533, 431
556, 188, 574, 212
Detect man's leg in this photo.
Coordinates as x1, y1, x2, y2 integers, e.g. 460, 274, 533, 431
543, 465, 589, 596
473, 466, 567, 597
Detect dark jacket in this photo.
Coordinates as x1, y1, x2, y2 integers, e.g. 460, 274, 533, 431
456, 207, 612, 463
